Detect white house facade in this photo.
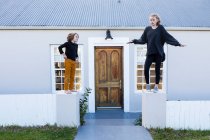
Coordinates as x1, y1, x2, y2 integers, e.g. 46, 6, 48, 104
1, 28, 210, 111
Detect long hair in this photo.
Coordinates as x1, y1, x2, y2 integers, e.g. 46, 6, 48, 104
150, 13, 161, 25
67, 33, 79, 42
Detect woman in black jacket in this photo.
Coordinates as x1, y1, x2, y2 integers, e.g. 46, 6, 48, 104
58, 33, 79, 94
130, 13, 185, 93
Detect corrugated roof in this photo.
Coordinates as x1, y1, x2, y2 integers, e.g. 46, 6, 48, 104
0, 0, 210, 27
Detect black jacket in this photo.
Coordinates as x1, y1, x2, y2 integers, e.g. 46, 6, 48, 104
58, 41, 78, 61
133, 25, 181, 57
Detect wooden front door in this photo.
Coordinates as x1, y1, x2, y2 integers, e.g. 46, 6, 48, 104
95, 47, 123, 108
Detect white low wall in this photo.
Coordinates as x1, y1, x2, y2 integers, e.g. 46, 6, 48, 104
56, 92, 80, 127
0, 93, 80, 127
142, 92, 166, 129
142, 93, 210, 130
166, 101, 210, 130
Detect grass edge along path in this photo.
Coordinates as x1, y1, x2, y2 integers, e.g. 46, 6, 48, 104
0, 124, 77, 140
149, 128, 210, 140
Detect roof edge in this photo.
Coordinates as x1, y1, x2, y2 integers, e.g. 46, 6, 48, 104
0, 26, 210, 31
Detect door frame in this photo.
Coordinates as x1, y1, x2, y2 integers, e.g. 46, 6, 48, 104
88, 37, 130, 113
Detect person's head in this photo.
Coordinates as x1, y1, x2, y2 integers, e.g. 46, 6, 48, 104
149, 13, 161, 26
67, 33, 79, 43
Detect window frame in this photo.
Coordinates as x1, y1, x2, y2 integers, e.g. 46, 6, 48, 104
50, 44, 84, 93
134, 44, 167, 93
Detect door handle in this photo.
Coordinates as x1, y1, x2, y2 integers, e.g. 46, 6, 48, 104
119, 80, 122, 89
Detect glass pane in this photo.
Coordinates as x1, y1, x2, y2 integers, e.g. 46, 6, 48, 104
137, 84, 142, 90
137, 47, 146, 63
54, 62, 61, 68
75, 77, 81, 83
137, 65, 144, 69
54, 55, 60, 62
61, 77, 64, 83
60, 56, 65, 62
137, 77, 143, 83
150, 77, 155, 83
159, 76, 163, 83
150, 70, 155, 76
76, 62, 81, 68
76, 70, 81, 77
142, 84, 146, 90
56, 77, 61, 83
54, 48, 60, 55
61, 84, 64, 90
77, 50, 81, 62
56, 84, 61, 90
75, 84, 80, 90
62, 70, 65, 76
137, 70, 143, 76
61, 62, 65, 68
160, 70, 163, 76
150, 84, 155, 89
55, 70, 61, 76
151, 63, 155, 68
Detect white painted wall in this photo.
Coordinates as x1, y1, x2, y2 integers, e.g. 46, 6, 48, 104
166, 101, 210, 130
0, 93, 80, 127
0, 29, 210, 112
0, 94, 56, 126
142, 93, 210, 130
167, 31, 210, 100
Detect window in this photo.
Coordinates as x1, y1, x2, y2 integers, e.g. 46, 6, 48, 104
135, 46, 164, 91
51, 44, 82, 92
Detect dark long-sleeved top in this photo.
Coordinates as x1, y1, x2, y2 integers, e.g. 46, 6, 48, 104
58, 41, 78, 61
133, 25, 181, 57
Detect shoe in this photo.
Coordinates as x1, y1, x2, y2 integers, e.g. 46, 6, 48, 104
146, 84, 151, 92
153, 86, 159, 93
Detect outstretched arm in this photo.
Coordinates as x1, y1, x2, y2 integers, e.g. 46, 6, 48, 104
162, 26, 186, 47
128, 28, 147, 44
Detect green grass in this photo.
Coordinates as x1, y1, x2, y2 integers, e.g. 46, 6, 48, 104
0, 125, 77, 140
134, 116, 210, 140
149, 128, 210, 140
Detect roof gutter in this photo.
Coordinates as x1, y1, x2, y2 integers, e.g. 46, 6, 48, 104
0, 26, 210, 31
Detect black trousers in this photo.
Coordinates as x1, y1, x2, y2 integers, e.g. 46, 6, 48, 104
144, 53, 162, 84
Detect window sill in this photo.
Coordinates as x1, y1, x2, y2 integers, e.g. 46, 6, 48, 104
134, 90, 166, 94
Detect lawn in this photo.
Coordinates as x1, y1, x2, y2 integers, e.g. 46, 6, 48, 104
135, 117, 210, 140
149, 128, 210, 140
0, 125, 77, 140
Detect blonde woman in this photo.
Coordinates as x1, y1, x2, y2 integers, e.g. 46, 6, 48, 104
58, 33, 79, 94
130, 13, 185, 93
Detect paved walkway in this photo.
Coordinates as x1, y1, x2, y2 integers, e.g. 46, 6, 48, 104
75, 110, 153, 140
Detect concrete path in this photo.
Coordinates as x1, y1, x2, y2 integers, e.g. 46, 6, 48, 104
75, 110, 153, 140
